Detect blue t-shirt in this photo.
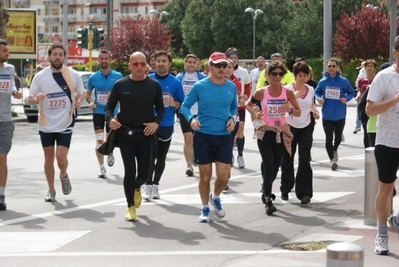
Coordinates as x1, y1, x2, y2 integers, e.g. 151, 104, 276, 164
149, 73, 184, 127
181, 78, 238, 135
87, 70, 123, 115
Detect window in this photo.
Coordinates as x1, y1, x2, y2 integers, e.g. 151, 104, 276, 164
38, 9, 41, 16
145, 7, 148, 14
52, 26, 58, 33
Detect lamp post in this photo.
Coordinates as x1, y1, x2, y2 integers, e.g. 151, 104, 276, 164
245, 7, 263, 67
149, 9, 169, 27
106, 0, 111, 51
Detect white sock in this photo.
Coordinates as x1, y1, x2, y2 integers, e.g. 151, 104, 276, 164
0, 187, 5, 196
212, 193, 219, 199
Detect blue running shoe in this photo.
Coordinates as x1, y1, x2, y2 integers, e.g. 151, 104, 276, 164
209, 193, 226, 218
198, 207, 210, 223
388, 215, 399, 236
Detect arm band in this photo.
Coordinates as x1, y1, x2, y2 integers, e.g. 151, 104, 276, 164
250, 96, 259, 104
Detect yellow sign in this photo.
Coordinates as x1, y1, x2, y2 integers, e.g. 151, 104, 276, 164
6, 9, 36, 56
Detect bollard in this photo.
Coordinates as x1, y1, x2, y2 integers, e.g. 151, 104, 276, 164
326, 243, 363, 267
364, 147, 378, 226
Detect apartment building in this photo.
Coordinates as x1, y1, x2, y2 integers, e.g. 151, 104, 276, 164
8, 0, 170, 43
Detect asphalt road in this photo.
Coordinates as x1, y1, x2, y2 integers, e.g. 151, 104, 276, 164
1, 106, 399, 266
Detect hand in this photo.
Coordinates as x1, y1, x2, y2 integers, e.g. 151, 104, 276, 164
167, 95, 175, 108
226, 119, 235, 132
12, 91, 22, 99
282, 103, 290, 113
110, 116, 121, 130
317, 98, 324, 105
35, 93, 47, 103
238, 96, 246, 107
254, 110, 264, 120
143, 122, 159, 136
340, 97, 347, 104
74, 96, 81, 110
190, 118, 201, 130
294, 91, 302, 99
313, 111, 320, 120
89, 102, 96, 110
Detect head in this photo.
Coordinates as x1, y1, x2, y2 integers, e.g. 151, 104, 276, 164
224, 59, 235, 79
184, 54, 198, 74
98, 50, 112, 70
48, 43, 66, 71
149, 53, 156, 70
266, 61, 287, 85
209, 52, 229, 79
0, 39, 10, 64
293, 61, 310, 84
270, 53, 283, 63
36, 65, 43, 72
203, 61, 210, 75
196, 59, 201, 71
128, 52, 147, 81
308, 66, 314, 81
171, 68, 179, 76
154, 50, 172, 76
256, 56, 266, 70
380, 62, 390, 71
225, 47, 239, 66
326, 58, 339, 77
364, 59, 377, 74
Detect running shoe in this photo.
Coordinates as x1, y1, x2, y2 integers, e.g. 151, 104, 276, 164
223, 185, 230, 192
209, 193, 225, 218
98, 167, 107, 178
143, 185, 152, 201
107, 153, 115, 167
281, 193, 289, 201
125, 206, 137, 221
265, 201, 277, 215
330, 160, 338, 171
198, 207, 210, 223
0, 195, 6, 210
134, 188, 142, 208
185, 166, 194, 177
301, 195, 311, 205
374, 235, 389, 255
353, 127, 361, 134
152, 185, 160, 199
388, 215, 399, 236
44, 190, 56, 202
237, 156, 245, 169
60, 174, 72, 195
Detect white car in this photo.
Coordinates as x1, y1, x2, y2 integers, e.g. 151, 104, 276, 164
23, 71, 95, 122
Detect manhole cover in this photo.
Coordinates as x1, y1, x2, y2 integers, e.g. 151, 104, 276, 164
282, 241, 337, 251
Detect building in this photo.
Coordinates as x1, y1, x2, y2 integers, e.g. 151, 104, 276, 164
8, 0, 170, 44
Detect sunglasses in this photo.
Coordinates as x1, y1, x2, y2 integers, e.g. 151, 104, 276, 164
270, 72, 284, 77
327, 65, 337, 68
212, 63, 228, 69
131, 62, 146, 67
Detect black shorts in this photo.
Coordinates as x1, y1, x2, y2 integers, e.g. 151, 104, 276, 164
238, 109, 246, 122
93, 113, 110, 133
375, 145, 399, 184
193, 131, 232, 165
180, 113, 195, 134
39, 131, 73, 148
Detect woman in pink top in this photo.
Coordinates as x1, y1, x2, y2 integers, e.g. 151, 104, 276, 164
247, 61, 300, 215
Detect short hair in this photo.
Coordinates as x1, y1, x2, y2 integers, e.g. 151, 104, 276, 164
327, 58, 339, 66
203, 61, 209, 68
256, 56, 265, 61
0, 39, 8, 46
394, 35, 399, 51
227, 59, 234, 66
99, 50, 112, 58
293, 61, 310, 77
225, 47, 239, 58
154, 50, 172, 63
267, 61, 287, 75
48, 43, 66, 56
364, 59, 377, 68
184, 54, 198, 62
270, 53, 283, 59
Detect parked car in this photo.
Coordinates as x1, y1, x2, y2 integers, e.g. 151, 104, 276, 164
23, 71, 94, 123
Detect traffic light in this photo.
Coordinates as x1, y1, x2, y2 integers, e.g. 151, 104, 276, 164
93, 28, 104, 49
77, 28, 88, 49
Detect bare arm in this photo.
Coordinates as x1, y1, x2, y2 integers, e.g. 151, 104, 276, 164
366, 95, 399, 117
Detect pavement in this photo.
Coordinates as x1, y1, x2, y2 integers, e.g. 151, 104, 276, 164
9, 91, 399, 267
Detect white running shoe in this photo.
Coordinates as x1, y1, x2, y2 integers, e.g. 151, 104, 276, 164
237, 156, 245, 169
152, 185, 160, 199
374, 235, 389, 255
143, 185, 152, 201
98, 167, 106, 178
107, 153, 115, 167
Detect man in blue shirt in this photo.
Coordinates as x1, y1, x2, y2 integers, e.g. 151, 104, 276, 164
86, 50, 123, 178
181, 52, 237, 223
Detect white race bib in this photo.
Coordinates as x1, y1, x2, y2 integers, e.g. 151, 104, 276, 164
325, 86, 340, 100
267, 99, 286, 118
0, 76, 10, 93
97, 90, 109, 105
46, 92, 68, 110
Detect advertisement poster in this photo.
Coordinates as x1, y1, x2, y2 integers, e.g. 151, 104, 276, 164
6, 9, 36, 59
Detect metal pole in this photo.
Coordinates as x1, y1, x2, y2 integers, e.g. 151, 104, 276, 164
253, 17, 255, 67
106, 0, 111, 51
62, 0, 68, 66
364, 147, 378, 226
389, 0, 397, 64
326, 243, 364, 267
323, 0, 332, 66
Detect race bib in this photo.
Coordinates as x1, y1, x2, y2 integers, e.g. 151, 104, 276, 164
0, 75, 10, 93
182, 80, 195, 97
325, 86, 340, 100
267, 99, 286, 118
97, 90, 109, 105
47, 92, 68, 110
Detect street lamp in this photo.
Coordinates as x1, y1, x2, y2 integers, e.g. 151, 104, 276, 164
245, 7, 263, 67
149, 9, 169, 22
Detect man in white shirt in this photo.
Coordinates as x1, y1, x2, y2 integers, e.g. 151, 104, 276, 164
250, 56, 266, 96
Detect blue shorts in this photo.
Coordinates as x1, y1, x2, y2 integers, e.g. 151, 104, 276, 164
193, 131, 232, 165
375, 145, 399, 184
39, 131, 73, 148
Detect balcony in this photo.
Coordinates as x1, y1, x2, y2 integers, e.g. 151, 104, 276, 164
13, 0, 30, 5
43, 0, 59, 4
91, 0, 108, 4
88, 14, 107, 22
43, 15, 59, 22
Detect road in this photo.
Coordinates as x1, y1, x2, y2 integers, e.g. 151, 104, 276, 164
2, 106, 399, 266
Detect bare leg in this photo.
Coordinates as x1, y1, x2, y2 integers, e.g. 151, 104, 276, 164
183, 132, 194, 165
43, 146, 55, 190
56, 145, 69, 178
214, 161, 230, 196
376, 181, 395, 224
198, 163, 212, 205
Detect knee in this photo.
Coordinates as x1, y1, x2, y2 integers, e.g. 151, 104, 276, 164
184, 135, 193, 146
56, 155, 67, 166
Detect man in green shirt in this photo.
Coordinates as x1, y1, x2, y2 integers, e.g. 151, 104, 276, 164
256, 53, 295, 90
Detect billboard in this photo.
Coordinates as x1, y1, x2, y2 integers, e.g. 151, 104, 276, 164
6, 9, 37, 59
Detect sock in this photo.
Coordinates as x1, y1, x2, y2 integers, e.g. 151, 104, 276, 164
0, 187, 4, 196
100, 164, 105, 169
202, 205, 209, 209
187, 164, 192, 168
377, 223, 388, 236
237, 137, 245, 157
212, 193, 220, 199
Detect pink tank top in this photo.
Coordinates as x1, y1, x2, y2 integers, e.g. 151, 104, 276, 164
261, 86, 287, 126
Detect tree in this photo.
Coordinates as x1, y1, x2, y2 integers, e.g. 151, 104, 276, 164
111, 15, 173, 68
334, 3, 392, 64
0, 3, 9, 39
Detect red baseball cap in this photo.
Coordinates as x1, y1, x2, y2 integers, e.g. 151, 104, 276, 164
209, 52, 228, 64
